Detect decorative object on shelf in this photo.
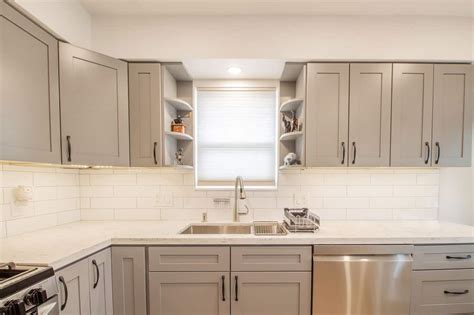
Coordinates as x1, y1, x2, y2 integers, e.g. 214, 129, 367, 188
175, 147, 184, 165
281, 110, 299, 133
283, 152, 301, 166
171, 115, 186, 133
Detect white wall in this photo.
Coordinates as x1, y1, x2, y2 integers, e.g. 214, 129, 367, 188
91, 15, 472, 61
13, 0, 92, 49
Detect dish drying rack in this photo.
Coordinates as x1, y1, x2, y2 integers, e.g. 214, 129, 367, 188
283, 208, 320, 232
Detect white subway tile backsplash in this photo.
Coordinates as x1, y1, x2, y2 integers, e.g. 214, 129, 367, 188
90, 197, 137, 209
81, 209, 114, 220
114, 208, 161, 220
0, 164, 441, 236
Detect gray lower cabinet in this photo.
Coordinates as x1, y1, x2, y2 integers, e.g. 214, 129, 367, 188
56, 259, 91, 315
391, 64, 434, 167
231, 272, 311, 315
129, 63, 162, 167
349, 63, 392, 167
306, 63, 349, 167
112, 246, 147, 315
432, 64, 472, 167
89, 249, 114, 315
149, 272, 230, 315
56, 248, 113, 315
59, 42, 129, 166
412, 245, 474, 314
0, 1, 61, 164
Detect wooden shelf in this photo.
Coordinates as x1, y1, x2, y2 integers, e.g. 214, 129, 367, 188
165, 98, 193, 112
165, 131, 193, 141
280, 98, 303, 112
280, 131, 303, 141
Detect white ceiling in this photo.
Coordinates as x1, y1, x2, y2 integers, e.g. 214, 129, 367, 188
80, 0, 474, 17
182, 59, 286, 79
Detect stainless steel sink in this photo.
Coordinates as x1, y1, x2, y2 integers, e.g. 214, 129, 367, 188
179, 222, 287, 235
180, 224, 252, 234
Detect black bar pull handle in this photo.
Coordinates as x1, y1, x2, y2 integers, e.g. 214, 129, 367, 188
352, 142, 357, 165
221, 275, 226, 301
92, 259, 100, 289
444, 289, 469, 295
424, 142, 430, 165
341, 142, 346, 165
234, 275, 239, 302
58, 276, 68, 311
153, 141, 158, 165
66, 136, 72, 162
446, 254, 472, 260
435, 142, 440, 164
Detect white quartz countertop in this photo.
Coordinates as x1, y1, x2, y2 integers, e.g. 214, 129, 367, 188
1, 220, 473, 270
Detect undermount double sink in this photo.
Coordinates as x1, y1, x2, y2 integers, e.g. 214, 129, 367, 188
180, 222, 287, 236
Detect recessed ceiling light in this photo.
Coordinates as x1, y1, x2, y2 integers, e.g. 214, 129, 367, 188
227, 66, 242, 75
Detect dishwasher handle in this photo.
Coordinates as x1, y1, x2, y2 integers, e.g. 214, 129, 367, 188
313, 254, 413, 263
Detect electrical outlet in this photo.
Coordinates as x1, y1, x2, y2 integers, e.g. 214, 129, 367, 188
293, 192, 308, 207
155, 192, 173, 207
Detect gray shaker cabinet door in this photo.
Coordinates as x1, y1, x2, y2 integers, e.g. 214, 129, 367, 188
432, 64, 472, 167
111, 247, 147, 315
56, 259, 91, 315
231, 272, 311, 315
129, 63, 162, 167
391, 64, 434, 166
88, 248, 113, 315
149, 272, 230, 315
306, 63, 349, 167
0, 2, 61, 163
349, 63, 392, 167
59, 43, 129, 166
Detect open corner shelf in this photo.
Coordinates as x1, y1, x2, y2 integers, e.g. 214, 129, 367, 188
280, 131, 303, 141
165, 97, 193, 112
163, 164, 194, 170
165, 131, 193, 141
280, 98, 303, 112
279, 165, 303, 170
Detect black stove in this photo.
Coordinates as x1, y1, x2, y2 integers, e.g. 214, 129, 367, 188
0, 263, 58, 315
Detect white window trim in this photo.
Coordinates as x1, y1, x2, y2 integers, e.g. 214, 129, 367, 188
193, 80, 280, 190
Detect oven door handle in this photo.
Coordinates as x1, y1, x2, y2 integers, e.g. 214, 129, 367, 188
58, 276, 68, 311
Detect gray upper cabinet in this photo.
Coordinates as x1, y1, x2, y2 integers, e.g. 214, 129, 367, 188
0, 2, 61, 164
129, 63, 162, 167
391, 64, 434, 166
349, 63, 392, 167
59, 43, 129, 166
306, 63, 349, 167
432, 64, 472, 167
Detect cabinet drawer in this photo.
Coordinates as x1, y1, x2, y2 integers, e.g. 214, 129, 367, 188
149, 247, 230, 271
231, 246, 312, 271
414, 245, 474, 270
411, 269, 474, 314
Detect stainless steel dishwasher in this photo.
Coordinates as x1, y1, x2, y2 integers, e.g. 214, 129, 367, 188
313, 245, 413, 315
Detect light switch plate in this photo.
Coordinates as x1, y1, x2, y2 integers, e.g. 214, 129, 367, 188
155, 192, 173, 207
293, 192, 308, 207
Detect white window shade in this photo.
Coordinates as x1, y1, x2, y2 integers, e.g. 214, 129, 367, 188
196, 89, 277, 188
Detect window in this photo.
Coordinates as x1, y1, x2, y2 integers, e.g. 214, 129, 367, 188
195, 82, 278, 188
